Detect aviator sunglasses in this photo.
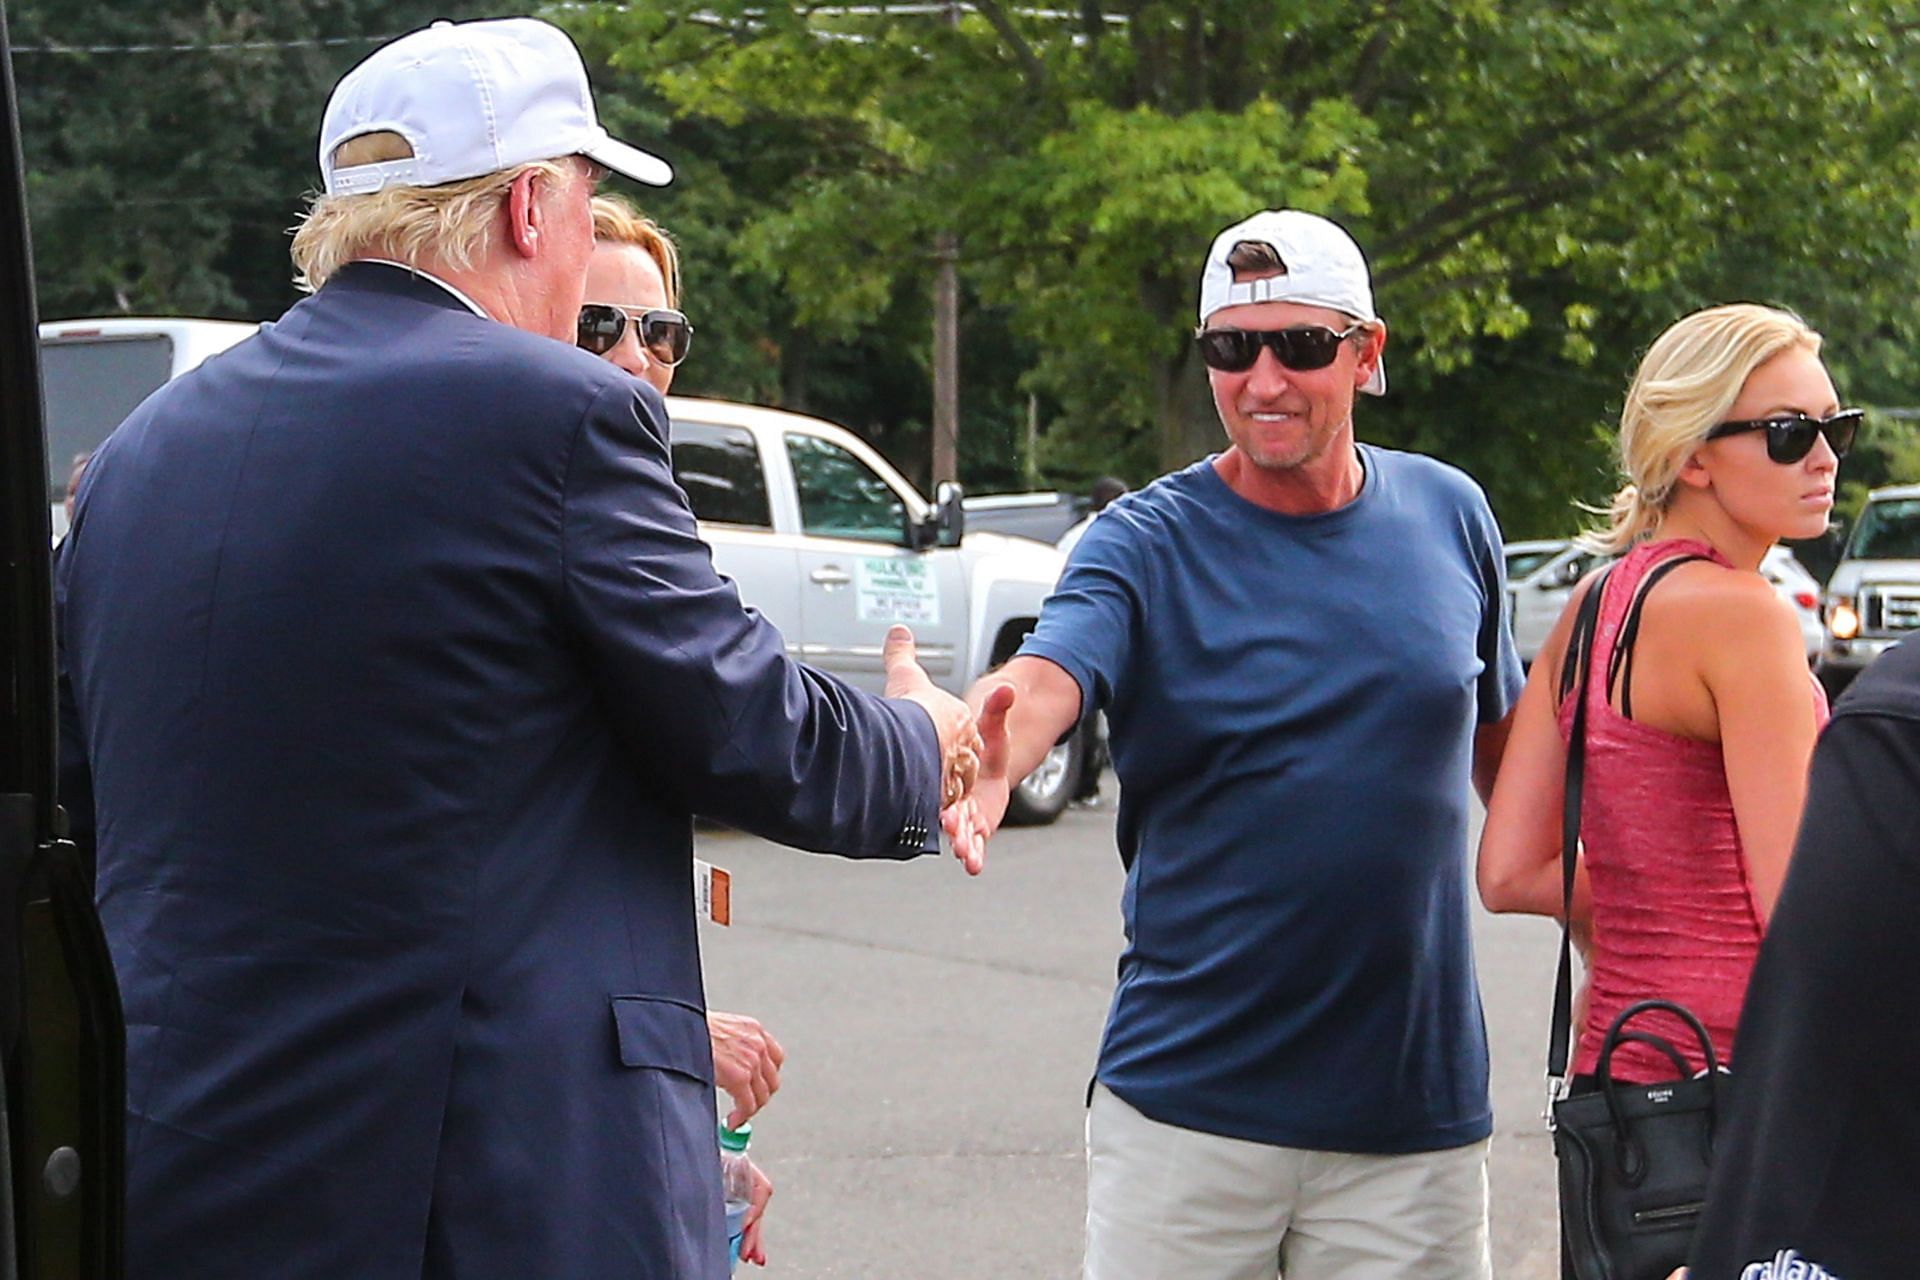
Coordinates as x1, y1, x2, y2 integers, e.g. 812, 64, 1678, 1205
1194, 323, 1367, 374
1705, 408, 1862, 464
576, 303, 695, 367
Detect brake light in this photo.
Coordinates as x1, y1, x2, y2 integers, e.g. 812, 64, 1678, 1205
1794, 591, 1818, 609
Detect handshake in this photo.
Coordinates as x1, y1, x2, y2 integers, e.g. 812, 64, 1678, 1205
880, 625, 1019, 874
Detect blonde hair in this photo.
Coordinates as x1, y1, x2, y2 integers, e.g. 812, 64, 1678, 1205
590, 194, 680, 308
1582, 303, 1822, 555
289, 130, 570, 290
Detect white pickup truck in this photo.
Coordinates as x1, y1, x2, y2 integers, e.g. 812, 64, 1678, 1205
40, 318, 1080, 824
662, 396, 1077, 821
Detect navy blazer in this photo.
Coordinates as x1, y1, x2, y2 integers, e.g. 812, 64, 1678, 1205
57, 263, 942, 1279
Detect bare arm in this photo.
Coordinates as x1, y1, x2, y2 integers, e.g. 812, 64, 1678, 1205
941, 655, 1084, 856
1472, 710, 1515, 805
1478, 579, 1596, 922
977, 655, 1084, 785
1701, 584, 1823, 925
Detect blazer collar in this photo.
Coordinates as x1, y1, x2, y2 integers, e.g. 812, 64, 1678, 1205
328, 260, 491, 318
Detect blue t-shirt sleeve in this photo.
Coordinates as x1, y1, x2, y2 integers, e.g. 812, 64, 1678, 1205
1469, 494, 1526, 723
1015, 510, 1141, 724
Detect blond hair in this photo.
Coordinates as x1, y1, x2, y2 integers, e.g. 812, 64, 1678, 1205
590, 194, 680, 308
1581, 303, 1822, 555
289, 130, 570, 290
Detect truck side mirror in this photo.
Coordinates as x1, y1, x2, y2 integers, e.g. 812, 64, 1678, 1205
932, 481, 965, 548
906, 481, 966, 550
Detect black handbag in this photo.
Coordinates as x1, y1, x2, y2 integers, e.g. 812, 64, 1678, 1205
1547, 556, 1729, 1280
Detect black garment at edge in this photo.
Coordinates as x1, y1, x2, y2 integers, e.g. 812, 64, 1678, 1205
1686, 639, 1920, 1279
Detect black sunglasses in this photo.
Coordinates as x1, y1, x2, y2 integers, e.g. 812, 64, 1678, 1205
576, 304, 694, 367
1194, 324, 1366, 374
1705, 408, 1862, 464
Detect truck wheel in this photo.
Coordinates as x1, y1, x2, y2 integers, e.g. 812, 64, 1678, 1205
1004, 732, 1082, 826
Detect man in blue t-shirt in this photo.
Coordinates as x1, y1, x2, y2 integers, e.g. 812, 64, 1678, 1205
955, 210, 1524, 1279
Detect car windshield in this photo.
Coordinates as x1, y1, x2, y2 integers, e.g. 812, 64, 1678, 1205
1505, 547, 1562, 581
1849, 499, 1920, 561
40, 335, 173, 499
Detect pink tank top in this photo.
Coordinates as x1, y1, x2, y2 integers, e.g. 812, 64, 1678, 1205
1556, 538, 1828, 1082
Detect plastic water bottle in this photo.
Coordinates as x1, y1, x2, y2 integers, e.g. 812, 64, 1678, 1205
718, 1121, 753, 1271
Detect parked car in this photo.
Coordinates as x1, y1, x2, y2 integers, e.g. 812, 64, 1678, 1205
1760, 544, 1824, 663
1506, 538, 1822, 667
1818, 483, 1920, 695
1506, 540, 1607, 666
1503, 538, 1566, 586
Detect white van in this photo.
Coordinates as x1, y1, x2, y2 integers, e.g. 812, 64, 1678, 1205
40, 316, 257, 540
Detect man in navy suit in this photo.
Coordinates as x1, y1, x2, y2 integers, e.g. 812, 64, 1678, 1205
57, 18, 985, 1279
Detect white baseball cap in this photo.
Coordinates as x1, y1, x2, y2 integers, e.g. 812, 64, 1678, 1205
319, 17, 672, 197
1197, 209, 1385, 396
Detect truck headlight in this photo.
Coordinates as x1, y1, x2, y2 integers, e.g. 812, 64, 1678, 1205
1828, 598, 1860, 640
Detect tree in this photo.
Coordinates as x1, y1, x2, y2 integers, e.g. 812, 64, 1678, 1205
13, 1, 495, 322
564, 0, 1920, 531
23, 4, 1920, 530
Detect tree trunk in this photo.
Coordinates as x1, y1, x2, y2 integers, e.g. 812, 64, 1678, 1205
931, 232, 959, 488
1154, 347, 1221, 473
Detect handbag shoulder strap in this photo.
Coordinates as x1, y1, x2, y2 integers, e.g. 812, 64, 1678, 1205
1546, 551, 1709, 1089
1547, 562, 1612, 1088
1605, 553, 1710, 721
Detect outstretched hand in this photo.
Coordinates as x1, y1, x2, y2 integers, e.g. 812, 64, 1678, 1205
942, 678, 1016, 872
882, 626, 984, 852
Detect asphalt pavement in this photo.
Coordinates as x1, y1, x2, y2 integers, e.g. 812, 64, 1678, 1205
696, 796, 1564, 1278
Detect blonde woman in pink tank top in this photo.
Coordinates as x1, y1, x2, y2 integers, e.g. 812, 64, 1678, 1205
1478, 303, 1852, 1085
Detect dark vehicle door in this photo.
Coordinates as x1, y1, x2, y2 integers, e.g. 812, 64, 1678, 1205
0, 4, 128, 1277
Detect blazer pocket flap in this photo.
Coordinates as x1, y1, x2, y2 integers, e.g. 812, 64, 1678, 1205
611, 995, 714, 1084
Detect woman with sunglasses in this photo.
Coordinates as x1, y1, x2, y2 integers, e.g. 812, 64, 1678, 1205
578, 195, 695, 393
578, 193, 778, 1270
1478, 303, 1852, 1093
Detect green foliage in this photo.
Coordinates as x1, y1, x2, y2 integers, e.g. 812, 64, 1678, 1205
19, 2, 1920, 530
557, 0, 1920, 525
15, 0, 496, 321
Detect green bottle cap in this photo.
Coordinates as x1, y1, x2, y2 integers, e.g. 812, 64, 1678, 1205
719, 1121, 753, 1153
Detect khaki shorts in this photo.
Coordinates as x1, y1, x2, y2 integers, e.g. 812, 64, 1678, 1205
1084, 1084, 1493, 1280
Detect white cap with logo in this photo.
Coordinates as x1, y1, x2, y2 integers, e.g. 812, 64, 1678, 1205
1197, 209, 1385, 396
319, 17, 672, 197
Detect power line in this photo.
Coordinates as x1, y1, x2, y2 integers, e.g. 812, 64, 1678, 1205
801, 4, 1126, 19
15, 6, 1132, 57
28, 192, 302, 210
12, 33, 396, 56
546, 2, 1127, 19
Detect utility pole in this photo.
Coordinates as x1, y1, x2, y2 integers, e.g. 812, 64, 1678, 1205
929, 0, 962, 489
791, 4, 1133, 488
931, 230, 959, 487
